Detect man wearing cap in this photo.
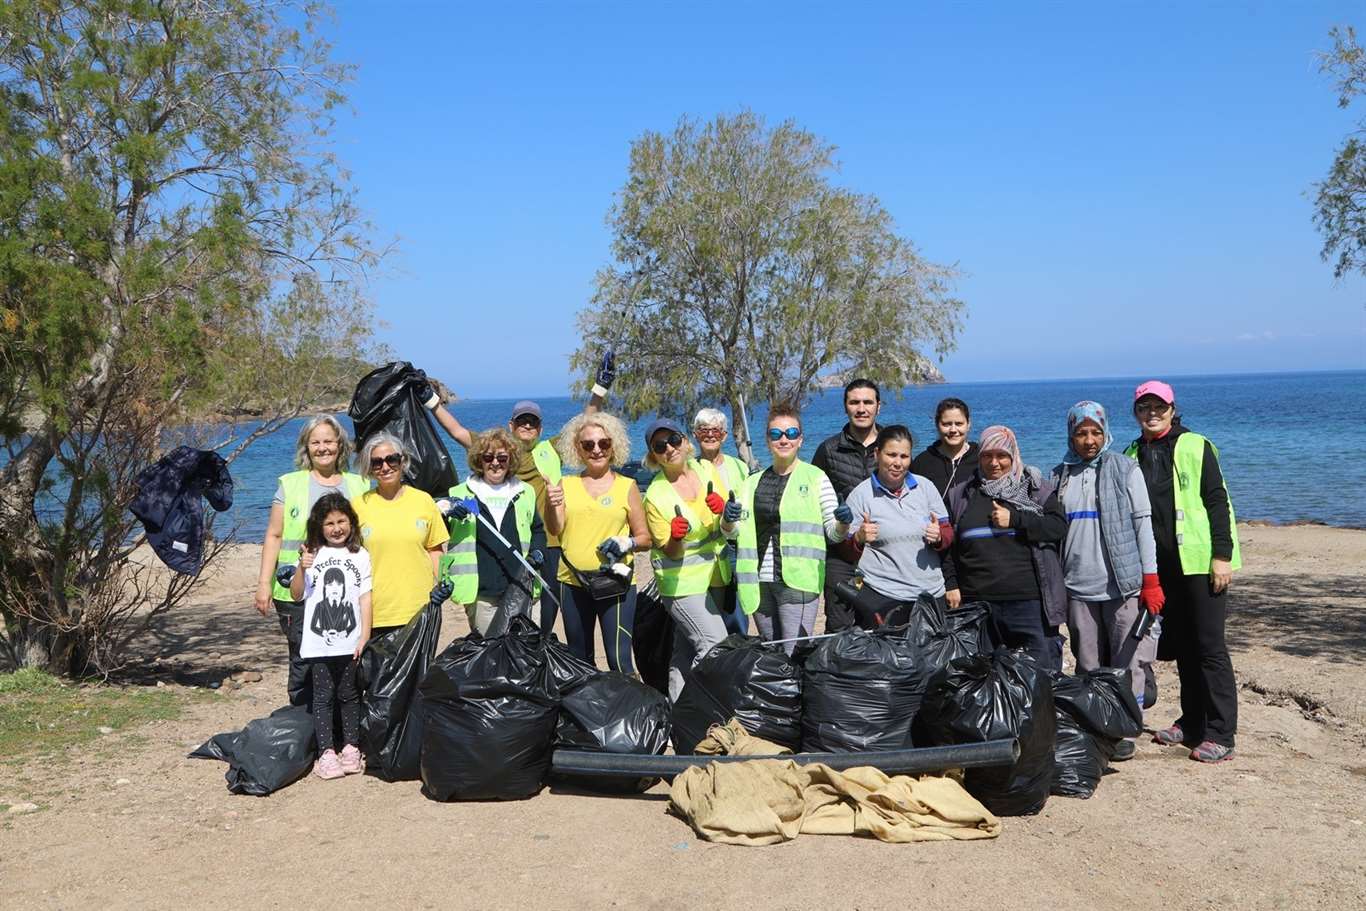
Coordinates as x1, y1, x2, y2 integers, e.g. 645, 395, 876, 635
423, 353, 617, 628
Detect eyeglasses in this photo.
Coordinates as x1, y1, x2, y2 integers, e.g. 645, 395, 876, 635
579, 438, 613, 453
481, 453, 510, 466
694, 428, 725, 440
1135, 401, 1172, 414
650, 431, 684, 455
768, 427, 802, 441
369, 453, 404, 471
512, 415, 542, 429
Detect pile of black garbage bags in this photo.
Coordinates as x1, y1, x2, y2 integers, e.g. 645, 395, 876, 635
193, 592, 1143, 813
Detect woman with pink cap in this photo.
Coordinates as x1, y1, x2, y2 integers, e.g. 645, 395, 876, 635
1126, 380, 1241, 764
941, 425, 1067, 670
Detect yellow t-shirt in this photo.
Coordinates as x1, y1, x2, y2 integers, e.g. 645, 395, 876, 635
557, 473, 636, 587
355, 486, 450, 628
645, 469, 730, 588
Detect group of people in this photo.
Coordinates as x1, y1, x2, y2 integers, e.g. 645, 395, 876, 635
253, 362, 1242, 779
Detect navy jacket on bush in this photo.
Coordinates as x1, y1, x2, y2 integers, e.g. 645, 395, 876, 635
130, 446, 234, 574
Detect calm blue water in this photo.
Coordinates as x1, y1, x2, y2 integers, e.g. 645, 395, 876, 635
226, 370, 1366, 537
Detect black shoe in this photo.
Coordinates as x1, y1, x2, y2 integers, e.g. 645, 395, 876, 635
1112, 739, 1137, 762
1143, 664, 1158, 708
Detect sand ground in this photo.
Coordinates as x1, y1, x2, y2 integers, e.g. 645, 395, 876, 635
3, 524, 1364, 910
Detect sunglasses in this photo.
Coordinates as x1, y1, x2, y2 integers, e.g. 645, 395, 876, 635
768, 427, 802, 441
579, 438, 613, 453
369, 453, 404, 471
512, 415, 542, 428
481, 452, 510, 465
694, 427, 725, 440
1135, 401, 1172, 414
650, 431, 684, 455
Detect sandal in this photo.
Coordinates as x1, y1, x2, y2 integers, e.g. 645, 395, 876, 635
1189, 741, 1234, 763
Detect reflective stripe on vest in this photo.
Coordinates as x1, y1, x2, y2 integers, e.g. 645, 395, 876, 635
736, 460, 828, 614
272, 471, 367, 601
646, 460, 725, 598
1124, 433, 1241, 575
439, 481, 538, 604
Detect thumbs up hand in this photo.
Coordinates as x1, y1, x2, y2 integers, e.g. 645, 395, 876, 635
722, 489, 743, 524
990, 500, 1013, 529
923, 513, 942, 545
857, 511, 879, 545
833, 502, 853, 525
670, 504, 691, 541
704, 480, 725, 515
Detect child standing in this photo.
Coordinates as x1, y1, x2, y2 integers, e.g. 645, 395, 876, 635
290, 493, 372, 779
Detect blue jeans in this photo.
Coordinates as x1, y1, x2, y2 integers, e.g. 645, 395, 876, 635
985, 598, 1051, 669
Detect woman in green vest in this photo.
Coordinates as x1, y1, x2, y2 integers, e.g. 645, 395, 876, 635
734, 405, 849, 654
1127, 380, 1241, 764
254, 415, 369, 705
643, 418, 743, 700
438, 428, 546, 636
691, 407, 752, 636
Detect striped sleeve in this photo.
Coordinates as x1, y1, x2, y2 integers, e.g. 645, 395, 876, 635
818, 474, 842, 542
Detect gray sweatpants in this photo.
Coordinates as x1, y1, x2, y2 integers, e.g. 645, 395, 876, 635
465, 597, 499, 637
1067, 595, 1157, 707
753, 582, 820, 656
668, 588, 729, 702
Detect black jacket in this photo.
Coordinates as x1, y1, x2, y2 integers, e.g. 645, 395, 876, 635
812, 422, 879, 501
472, 489, 547, 600
1131, 423, 1233, 563
130, 447, 234, 575
911, 441, 980, 496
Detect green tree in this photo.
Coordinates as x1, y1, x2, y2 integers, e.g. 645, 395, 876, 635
571, 111, 964, 463
0, 0, 384, 674
1314, 25, 1366, 279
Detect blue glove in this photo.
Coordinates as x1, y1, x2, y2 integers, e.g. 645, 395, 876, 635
274, 565, 296, 588
595, 350, 616, 390
597, 536, 629, 560
723, 490, 743, 523
430, 579, 454, 604
527, 548, 544, 567
413, 368, 439, 409
834, 503, 854, 524
438, 497, 478, 521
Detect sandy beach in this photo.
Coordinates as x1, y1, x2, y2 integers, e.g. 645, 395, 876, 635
3, 523, 1364, 910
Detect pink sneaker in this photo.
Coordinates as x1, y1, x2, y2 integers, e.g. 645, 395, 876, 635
339, 744, 364, 775
314, 749, 344, 780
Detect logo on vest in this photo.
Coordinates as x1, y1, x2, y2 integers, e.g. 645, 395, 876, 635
290, 506, 299, 519
798, 484, 809, 496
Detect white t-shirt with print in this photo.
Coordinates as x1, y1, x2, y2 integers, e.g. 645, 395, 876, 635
300, 546, 372, 659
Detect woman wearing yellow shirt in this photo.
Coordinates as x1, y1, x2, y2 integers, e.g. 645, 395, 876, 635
642, 419, 743, 701
353, 432, 450, 634
544, 413, 649, 673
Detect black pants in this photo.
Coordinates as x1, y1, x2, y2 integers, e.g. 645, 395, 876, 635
983, 598, 1053, 670
537, 546, 563, 634
274, 600, 311, 706
1158, 562, 1237, 748
311, 655, 360, 753
822, 554, 858, 632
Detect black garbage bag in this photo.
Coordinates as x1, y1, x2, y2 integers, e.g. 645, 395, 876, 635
417, 616, 562, 801
632, 577, 674, 696
670, 635, 802, 754
542, 632, 599, 693
1051, 668, 1144, 798
800, 628, 929, 753
189, 704, 316, 796
916, 600, 993, 670
482, 566, 541, 639
348, 361, 458, 497
553, 672, 671, 793
356, 598, 443, 781
918, 649, 1056, 817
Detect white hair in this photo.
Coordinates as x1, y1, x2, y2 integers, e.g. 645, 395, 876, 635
692, 407, 729, 432
358, 432, 408, 481
294, 414, 354, 472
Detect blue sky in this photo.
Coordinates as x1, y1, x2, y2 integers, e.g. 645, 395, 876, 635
326, 2, 1366, 397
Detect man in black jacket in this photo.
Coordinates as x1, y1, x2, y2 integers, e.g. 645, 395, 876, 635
811, 379, 881, 631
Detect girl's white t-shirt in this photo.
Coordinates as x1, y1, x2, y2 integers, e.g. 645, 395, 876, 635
299, 546, 372, 658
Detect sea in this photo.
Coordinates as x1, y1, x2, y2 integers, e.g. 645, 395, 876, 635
223, 370, 1366, 539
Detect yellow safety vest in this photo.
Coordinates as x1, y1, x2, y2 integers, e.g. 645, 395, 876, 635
439, 481, 539, 604
273, 471, 368, 600
735, 460, 828, 614
1124, 432, 1241, 575
645, 460, 727, 598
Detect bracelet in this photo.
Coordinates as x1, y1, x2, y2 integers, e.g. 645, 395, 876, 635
423, 392, 441, 409
590, 383, 609, 399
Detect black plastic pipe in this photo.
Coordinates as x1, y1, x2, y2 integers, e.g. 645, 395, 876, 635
551, 738, 1019, 779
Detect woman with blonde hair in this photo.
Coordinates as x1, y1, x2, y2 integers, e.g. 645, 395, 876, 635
438, 428, 546, 635
255, 414, 369, 705
643, 418, 742, 699
544, 412, 650, 672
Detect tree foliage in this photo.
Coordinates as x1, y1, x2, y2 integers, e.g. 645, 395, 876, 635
570, 111, 964, 462
0, 0, 385, 674
1314, 25, 1366, 280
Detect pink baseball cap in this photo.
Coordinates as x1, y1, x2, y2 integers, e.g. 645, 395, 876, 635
1134, 380, 1175, 404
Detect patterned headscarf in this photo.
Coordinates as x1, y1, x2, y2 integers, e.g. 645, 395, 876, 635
1062, 400, 1112, 466
977, 425, 1042, 515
